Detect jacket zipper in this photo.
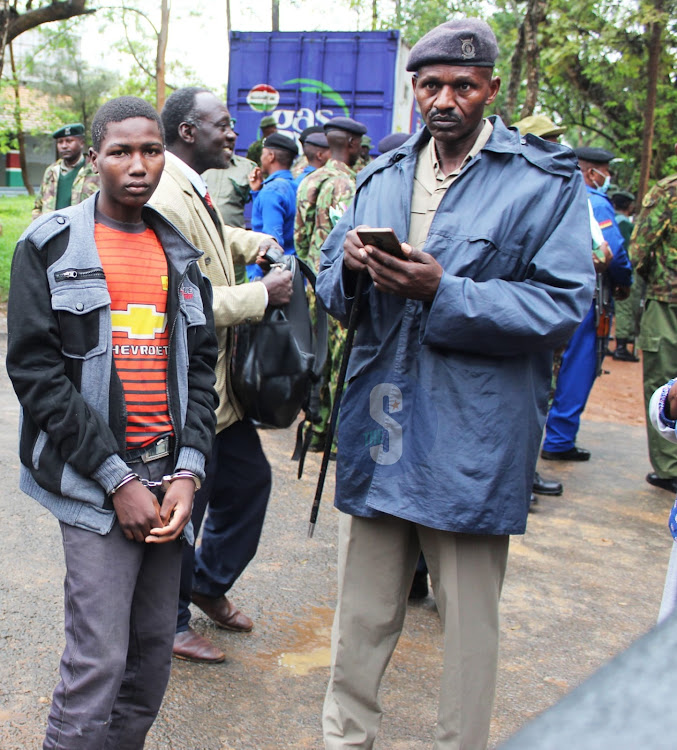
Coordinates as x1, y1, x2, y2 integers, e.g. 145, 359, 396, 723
54, 267, 106, 282
165, 268, 188, 458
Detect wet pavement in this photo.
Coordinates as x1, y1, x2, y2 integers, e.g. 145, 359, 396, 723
0, 327, 672, 749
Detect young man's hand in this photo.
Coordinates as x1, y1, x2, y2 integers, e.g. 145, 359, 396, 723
112, 481, 163, 543
146, 478, 195, 544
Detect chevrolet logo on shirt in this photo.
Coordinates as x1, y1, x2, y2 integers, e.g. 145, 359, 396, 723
111, 304, 167, 339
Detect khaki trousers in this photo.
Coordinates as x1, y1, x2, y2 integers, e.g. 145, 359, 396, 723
639, 300, 677, 478
323, 513, 509, 750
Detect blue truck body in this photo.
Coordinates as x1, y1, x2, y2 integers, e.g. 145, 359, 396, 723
227, 30, 415, 158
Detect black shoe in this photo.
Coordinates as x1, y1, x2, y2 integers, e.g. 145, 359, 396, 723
612, 345, 640, 362
541, 446, 591, 461
408, 570, 429, 600
646, 473, 677, 493
532, 471, 563, 496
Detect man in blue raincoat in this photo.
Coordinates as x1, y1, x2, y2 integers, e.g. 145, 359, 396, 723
316, 18, 595, 750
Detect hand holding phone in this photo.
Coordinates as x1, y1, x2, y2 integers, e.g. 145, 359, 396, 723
355, 228, 408, 261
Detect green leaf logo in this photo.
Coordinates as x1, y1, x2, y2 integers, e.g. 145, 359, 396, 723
284, 79, 350, 116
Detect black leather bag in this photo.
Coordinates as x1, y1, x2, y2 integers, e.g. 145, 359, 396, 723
230, 255, 328, 431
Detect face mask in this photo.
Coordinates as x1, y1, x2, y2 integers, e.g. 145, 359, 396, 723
592, 168, 611, 194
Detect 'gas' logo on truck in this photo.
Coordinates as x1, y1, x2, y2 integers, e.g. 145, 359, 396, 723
246, 84, 280, 112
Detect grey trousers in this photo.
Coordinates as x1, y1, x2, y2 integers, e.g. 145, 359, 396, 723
44, 457, 182, 750
323, 513, 509, 750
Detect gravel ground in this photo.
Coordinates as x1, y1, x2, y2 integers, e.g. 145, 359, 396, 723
0, 324, 670, 750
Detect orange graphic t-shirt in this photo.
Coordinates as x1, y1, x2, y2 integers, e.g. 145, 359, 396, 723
95, 220, 174, 450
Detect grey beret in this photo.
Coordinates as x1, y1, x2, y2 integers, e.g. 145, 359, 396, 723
305, 131, 329, 148
324, 117, 368, 136
378, 132, 411, 154
299, 125, 324, 143
407, 18, 498, 71
263, 133, 298, 155
574, 146, 615, 164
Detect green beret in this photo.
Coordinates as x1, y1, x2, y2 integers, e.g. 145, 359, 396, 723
361, 135, 372, 147
52, 123, 85, 139
407, 18, 498, 71
259, 116, 277, 129
512, 114, 566, 139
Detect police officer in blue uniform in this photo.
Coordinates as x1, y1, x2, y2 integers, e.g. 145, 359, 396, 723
541, 147, 633, 460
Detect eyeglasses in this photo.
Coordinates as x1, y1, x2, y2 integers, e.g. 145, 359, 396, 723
189, 116, 236, 132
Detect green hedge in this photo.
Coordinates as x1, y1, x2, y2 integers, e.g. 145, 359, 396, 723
0, 195, 34, 301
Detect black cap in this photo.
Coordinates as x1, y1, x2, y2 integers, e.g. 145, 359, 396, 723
611, 189, 635, 202
305, 131, 329, 148
377, 133, 411, 154
263, 133, 299, 156
52, 123, 85, 139
324, 117, 368, 136
407, 18, 499, 72
574, 146, 615, 164
299, 125, 324, 143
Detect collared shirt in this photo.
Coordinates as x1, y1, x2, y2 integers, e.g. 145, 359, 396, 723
409, 119, 493, 250
294, 164, 316, 188
165, 150, 209, 197
60, 156, 85, 175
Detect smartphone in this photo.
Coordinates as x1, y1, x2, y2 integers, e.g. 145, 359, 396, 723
356, 228, 408, 261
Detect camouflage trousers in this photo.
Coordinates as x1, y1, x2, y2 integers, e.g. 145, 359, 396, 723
614, 276, 646, 342
313, 318, 347, 449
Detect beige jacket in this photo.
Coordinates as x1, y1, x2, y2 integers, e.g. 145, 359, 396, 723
150, 158, 268, 432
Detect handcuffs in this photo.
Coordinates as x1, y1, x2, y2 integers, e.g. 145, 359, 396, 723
110, 469, 201, 496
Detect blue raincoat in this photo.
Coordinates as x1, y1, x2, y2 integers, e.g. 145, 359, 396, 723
316, 117, 595, 536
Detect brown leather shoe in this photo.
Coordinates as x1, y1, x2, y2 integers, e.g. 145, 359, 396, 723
172, 627, 225, 663
191, 593, 254, 632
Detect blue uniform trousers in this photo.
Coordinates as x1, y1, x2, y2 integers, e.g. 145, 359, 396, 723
176, 419, 272, 632
542, 305, 597, 453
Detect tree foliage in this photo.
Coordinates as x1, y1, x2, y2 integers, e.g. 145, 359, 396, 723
0, 0, 95, 79
367, 0, 677, 190
22, 22, 117, 134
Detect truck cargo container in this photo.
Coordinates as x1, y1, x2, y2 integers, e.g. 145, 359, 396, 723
227, 30, 416, 159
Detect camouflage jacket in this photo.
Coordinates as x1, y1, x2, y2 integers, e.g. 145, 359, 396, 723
246, 139, 264, 167
294, 158, 356, 270
32, 159, 100, 219
292, 154, 309, 178
630, 173, 677, 303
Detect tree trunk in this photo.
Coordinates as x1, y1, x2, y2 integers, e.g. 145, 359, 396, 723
226, 0, 231, 36
272, 0, 279, 31
156, 0, 170, 111
637, 1, 663, 204
9, 41, 34, 195
503, 21, 525, 123
0, 0, 95, 81
372, 0, 378, 30
520, 0, 548, 119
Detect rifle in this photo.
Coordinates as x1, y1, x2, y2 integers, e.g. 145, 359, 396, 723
594, 272, 612, 377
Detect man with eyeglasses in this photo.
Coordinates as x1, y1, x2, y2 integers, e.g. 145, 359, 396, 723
150, 87, 293, 663
203, 117, 258, 284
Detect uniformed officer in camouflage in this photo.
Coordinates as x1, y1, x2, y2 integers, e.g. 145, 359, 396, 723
353, 134, 373, 173
295, 116, 366, 268
245, 115, 277, 167
631, 150, 677, 492
294, 116, 367, 449
203, 124, 256, 284
291, 126, 326, 179
32, 122, 99, 219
